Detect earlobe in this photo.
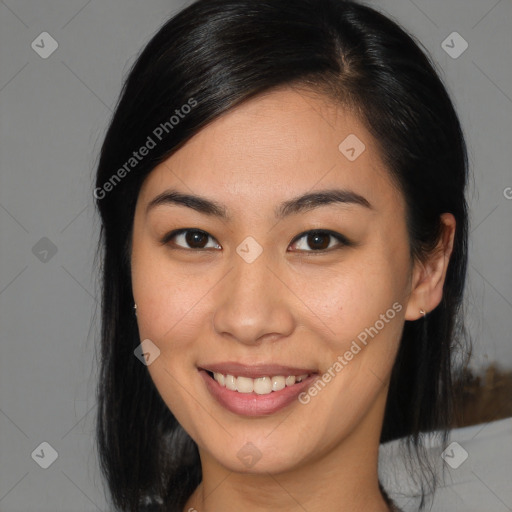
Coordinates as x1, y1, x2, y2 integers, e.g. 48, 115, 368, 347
405, 213, 456, 321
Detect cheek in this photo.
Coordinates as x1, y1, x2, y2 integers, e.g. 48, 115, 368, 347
298, 253, 407, 345
295, 271, 406, 443
296, 250, 409, 422
131, 248, 214, 434
131, 241, 214, 343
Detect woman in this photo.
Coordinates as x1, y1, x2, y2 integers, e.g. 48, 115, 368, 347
94, 0, 469, 510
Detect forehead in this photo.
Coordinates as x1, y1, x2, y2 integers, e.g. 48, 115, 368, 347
138, 87, 402, 216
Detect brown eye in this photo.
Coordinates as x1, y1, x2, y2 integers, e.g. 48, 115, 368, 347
185, 230, 208, 248
306, 232, 330, 250
162, 229, 221, 250
289, 230, 351, 252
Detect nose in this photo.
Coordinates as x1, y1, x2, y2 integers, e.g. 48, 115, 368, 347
212, 248, 295, 346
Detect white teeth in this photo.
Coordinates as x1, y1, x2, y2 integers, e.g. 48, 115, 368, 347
225, 374, 236, 391
271, 375, 286, 391
254, 377, 272, 395
211, 372, 310, 395
236, 376, 254, 393
214, 372, 225, 386
285, 375, 296, 386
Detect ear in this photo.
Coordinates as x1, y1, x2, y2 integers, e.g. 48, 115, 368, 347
405, 213, 456, 321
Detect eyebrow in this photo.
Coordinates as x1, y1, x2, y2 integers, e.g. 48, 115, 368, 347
146, 188, 372, 220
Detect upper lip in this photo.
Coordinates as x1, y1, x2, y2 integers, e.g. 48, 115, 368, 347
199, 362, 317, 379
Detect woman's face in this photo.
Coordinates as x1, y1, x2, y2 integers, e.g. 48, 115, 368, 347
131, 87, 416, 475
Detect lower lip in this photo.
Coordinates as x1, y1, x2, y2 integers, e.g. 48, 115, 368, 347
199, 369, 317, 416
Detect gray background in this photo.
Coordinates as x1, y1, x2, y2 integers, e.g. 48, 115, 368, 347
0, 0, 511, 510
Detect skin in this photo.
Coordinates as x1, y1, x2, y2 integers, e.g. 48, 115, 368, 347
130, 87, 455, 512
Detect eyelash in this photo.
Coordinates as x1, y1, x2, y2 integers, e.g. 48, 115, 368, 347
160, 228, 353, 253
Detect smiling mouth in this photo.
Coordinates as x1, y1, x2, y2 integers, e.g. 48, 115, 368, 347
205, 370, 310, 395
199, 367, 319, 416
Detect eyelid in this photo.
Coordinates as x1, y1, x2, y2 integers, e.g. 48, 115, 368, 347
161, 228, 354, 253
160, 228, 221, 249
288, 229, 353, 252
